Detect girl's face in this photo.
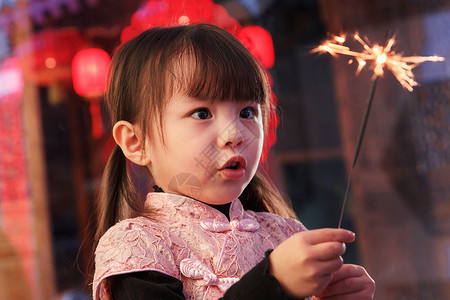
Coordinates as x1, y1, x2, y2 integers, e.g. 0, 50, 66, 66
145, 95, 264, 205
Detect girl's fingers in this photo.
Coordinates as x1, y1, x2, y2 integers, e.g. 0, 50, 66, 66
316, 275, 363, 297
317, 257, 344, 275
269, 229, 361, 298
328, 264, 366, 284
314, 265, 375, 299
313, 289, 373, 300
302, 228, 355, 245
313, 241, 346, 261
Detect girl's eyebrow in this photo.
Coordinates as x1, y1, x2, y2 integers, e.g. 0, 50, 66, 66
173, 94, 259, 107
168, 97, 210, 113
176, 97, 210, 107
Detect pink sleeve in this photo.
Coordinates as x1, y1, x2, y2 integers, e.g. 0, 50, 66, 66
93, 219, 181, 300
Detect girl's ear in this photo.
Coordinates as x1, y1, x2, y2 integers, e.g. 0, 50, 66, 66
112, 121, 151, 166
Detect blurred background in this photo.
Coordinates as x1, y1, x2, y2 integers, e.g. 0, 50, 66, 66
0, 0, 449, 299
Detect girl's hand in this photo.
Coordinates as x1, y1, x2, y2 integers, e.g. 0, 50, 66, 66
312, 264, 375, 299
268, 228, 355, 298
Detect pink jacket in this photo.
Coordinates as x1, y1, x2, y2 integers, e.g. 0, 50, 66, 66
93, 193, 307, 300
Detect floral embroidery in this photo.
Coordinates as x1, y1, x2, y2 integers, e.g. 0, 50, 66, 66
93, 193, 307, 300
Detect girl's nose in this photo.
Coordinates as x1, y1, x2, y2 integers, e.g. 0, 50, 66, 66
217, 122, 245, 149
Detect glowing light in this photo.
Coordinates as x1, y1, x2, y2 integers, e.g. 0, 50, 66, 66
178, 15, 190, 25
333, 34, 346, 44
312, 33, 445, 92
0, 58, 23, 98
72, 48, 111, 98
45, 57, 56, 69
377, 53, 387, 64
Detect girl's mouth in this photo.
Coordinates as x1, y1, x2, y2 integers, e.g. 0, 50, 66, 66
220, 156, 246, 170
219, 156, 246, 179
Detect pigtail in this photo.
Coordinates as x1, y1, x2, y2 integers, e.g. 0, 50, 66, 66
240, 171, 297, 219
83, 145, 140, 288
95, 146, 127, 241
95, 145, 145, 243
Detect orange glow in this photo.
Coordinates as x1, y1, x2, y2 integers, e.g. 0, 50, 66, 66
333, 34, 346, 44
178, 15, 190, 25
377, 53, 387, 64
312, 33, 445, 91
45, 57, 57, 69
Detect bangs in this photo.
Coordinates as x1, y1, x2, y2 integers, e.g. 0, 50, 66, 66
168, 25, 268, 104
110, 24, 271, 145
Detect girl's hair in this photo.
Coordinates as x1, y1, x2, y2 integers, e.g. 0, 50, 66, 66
94, 23, 297, 249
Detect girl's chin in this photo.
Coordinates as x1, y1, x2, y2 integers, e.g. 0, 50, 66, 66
199, 189, 244, 205
177, 175, 249, 204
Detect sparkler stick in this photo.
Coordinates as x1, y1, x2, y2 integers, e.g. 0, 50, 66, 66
312, 33, 444, 228
337, 77, 378, 228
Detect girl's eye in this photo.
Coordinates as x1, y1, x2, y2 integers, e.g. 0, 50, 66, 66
191, 108, 212, 120
240, 107, 256, 119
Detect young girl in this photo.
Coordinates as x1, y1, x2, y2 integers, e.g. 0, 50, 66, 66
93, 23, 375, 300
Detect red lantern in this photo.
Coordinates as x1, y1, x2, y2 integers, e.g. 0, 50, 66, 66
72, 48, 111, 138
72, 48, 110, 98
121, 0, 241, 44
238, 26, 275, 69
15, 28, 86, 85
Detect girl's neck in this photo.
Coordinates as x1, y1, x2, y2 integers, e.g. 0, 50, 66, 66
153, 185, 231, 220
204, 202, 231, 221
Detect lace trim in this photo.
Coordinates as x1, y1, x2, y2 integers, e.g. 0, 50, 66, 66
200, 218, 260, 232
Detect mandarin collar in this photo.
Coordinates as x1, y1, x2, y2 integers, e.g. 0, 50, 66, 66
145, 192, 245, 222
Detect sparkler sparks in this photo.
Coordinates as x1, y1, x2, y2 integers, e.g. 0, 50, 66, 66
312, 33, 445, 91
313, 33, 445, 228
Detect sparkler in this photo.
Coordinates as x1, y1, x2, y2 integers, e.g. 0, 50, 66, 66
312, 33, 444, 91
312, 33, 444, 228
